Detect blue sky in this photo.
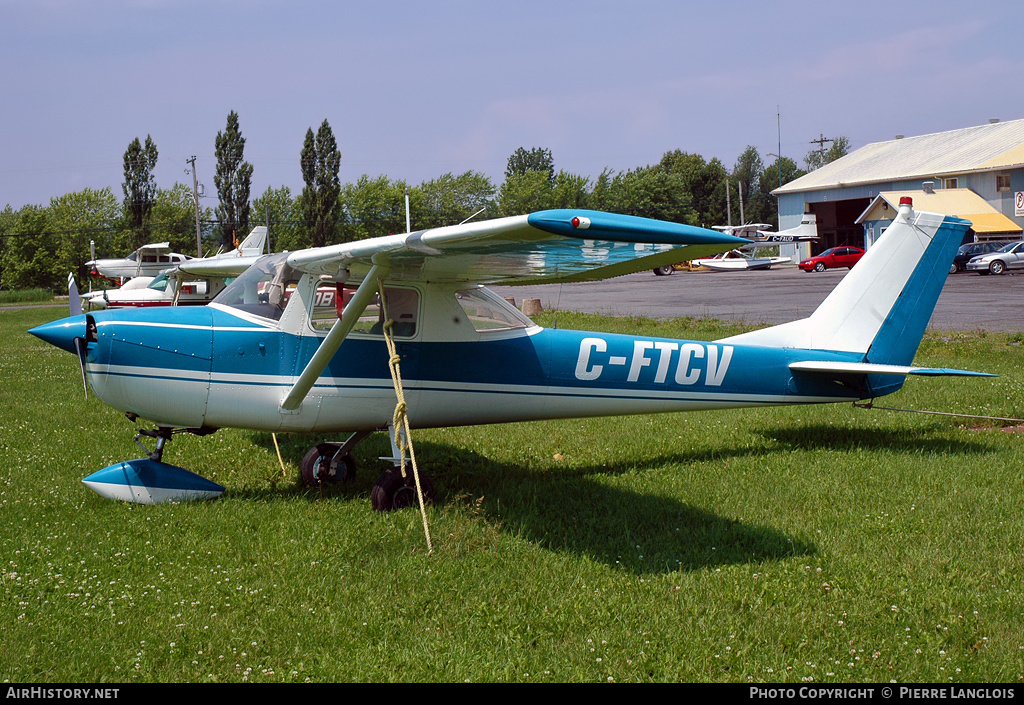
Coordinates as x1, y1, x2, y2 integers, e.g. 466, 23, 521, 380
2, 0, 1022, 211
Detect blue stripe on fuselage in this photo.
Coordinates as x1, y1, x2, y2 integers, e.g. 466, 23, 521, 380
89, 306, 868, 404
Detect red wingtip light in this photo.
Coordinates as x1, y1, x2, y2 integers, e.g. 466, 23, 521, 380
571, 217, 580, 228
570, 215, 591, 230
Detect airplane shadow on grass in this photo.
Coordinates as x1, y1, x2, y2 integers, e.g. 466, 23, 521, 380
252, 431, 815, 575
250, 422, 996, 576
753, 421, 995, 455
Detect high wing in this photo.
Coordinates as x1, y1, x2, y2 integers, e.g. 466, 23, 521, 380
712, 223, 773, 239
284, 209, 749, 285
275, 209, 748, 412
178, 254, 267, 278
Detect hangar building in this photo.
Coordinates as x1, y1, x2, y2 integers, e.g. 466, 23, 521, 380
774, 119, 1024, 258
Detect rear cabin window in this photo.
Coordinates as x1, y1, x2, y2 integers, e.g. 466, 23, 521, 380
310, 285, 419, 338
454, 287, 533, 332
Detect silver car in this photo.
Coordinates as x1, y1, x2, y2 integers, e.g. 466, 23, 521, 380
965, 240, 1024, 275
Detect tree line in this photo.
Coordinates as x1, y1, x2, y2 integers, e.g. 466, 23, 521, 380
0, 110, 843, 292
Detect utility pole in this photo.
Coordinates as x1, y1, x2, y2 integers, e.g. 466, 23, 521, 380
810, 133, 833, 167
186, 156, 203, 257
265, 203, 271, 254
738, 180, 744, 224
725, 178, 732, 226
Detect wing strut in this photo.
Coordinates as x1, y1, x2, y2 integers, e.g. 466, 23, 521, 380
280, 263, 391, 411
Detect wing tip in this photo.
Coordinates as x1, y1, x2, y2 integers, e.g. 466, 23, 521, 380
527, 209, 750, 246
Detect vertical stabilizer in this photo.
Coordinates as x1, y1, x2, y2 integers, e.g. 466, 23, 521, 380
719, 200, 970, 365
769, 213, 817, 241
236, 226, 268, 257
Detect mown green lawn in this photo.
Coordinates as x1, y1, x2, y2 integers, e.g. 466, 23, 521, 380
2, 306, 1022, 683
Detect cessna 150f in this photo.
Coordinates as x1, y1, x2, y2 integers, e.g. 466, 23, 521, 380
84, 227, 269, 309
30, 201, 989, 508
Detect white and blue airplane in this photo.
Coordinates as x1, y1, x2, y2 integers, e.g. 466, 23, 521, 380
30, 199, 990, 507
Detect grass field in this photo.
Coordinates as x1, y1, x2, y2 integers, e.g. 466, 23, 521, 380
2, 305, 1023, 683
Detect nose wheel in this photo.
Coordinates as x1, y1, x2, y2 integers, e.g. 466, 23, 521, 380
300, 443, 357, 486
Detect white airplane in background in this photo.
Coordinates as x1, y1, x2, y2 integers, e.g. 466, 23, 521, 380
711, 214, 818, 244
32, 202, 990, 509
86, 225, 268, 282
83, 268, 231, 309
84, 227, 269, 308
87, 242, 193, 281
687, 215, 820, 271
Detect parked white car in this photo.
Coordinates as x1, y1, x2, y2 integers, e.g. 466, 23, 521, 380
965, 240, 1024, 275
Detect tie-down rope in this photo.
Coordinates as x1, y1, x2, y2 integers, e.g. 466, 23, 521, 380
378, 277, 434, 553
854, 399, 1024, 425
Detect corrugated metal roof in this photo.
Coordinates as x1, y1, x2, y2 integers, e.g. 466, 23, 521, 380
775, 119, 1024, 195
966, 213, 1023, 234
855, 189, 1022, 234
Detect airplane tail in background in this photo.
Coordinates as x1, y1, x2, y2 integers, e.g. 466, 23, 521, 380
759, 213, 818, 242
235, 226, 268, 257
719, 199, 971, 369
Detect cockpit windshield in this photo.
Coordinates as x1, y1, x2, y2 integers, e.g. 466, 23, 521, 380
212, 253, 300, 321
146, 272, 170, 291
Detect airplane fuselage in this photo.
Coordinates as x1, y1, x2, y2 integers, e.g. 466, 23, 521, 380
70, 294, 883, 435
28, 206, 977, 507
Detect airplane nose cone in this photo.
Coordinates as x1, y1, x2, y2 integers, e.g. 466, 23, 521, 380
28, 314, 87, 354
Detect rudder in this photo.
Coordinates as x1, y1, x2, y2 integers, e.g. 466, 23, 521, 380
719, 199, 970, 364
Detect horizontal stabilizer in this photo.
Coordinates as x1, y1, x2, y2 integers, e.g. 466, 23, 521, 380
789, 361, 996, 377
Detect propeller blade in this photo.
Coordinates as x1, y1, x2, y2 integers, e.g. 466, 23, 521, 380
73, 337, 88, 398
68, 273, 82, 316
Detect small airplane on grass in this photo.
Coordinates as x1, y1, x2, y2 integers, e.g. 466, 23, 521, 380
31, 200, 991, 508
84, 227, 269, 309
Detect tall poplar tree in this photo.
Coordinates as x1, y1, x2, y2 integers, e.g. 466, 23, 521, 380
122, 135, 159, 249
214, 111, 253, 249
505, 147, 555, 185
299, 120, 341, 248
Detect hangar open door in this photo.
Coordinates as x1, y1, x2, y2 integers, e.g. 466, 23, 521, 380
807, 198, 870, 254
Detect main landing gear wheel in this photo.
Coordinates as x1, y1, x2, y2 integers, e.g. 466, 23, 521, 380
371, 467, 435, 512
653, 265, 674, 276
300, 443, 356, 486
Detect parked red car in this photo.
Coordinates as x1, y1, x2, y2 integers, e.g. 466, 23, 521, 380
798, 246, 865, 272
